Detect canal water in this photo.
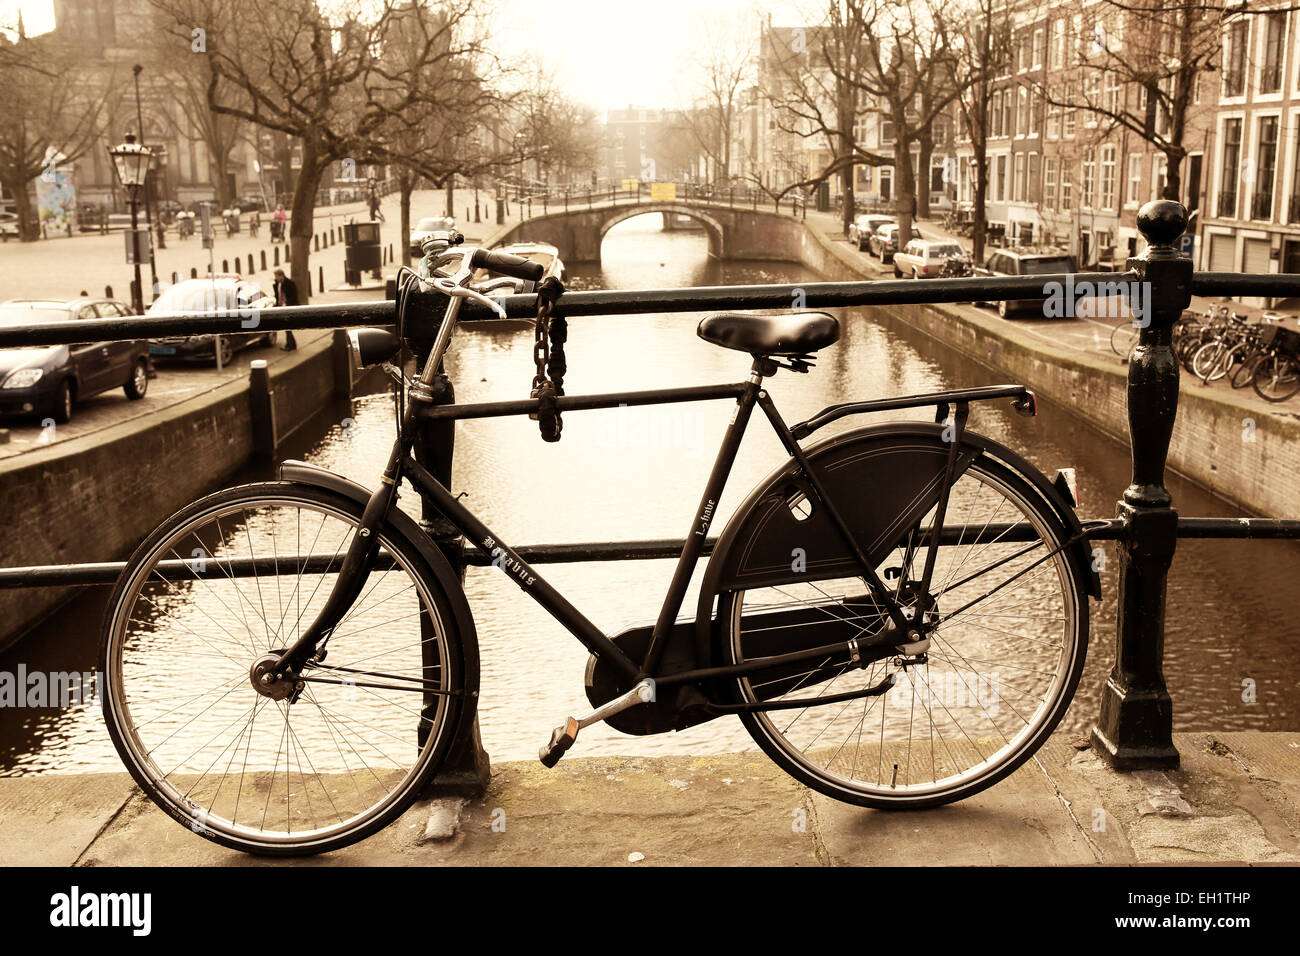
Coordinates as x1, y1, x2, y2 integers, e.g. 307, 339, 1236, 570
2, 214, 1297, 774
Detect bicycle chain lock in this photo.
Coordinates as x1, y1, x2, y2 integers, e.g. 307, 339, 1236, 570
530, 276, 566, 442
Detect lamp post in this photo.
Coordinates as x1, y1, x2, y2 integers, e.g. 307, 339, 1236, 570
132, 65, 160, 300
108, 133, 152, 315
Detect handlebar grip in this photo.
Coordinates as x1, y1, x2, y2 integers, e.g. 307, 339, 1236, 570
470, 248, 545, 282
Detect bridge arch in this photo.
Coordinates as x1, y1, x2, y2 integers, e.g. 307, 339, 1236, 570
598, 203, 726, 260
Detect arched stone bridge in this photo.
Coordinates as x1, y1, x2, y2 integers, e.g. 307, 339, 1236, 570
488, 199, 802, 263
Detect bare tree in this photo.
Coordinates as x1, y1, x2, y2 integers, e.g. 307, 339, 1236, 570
148, 0, 494, 301
0, 32, 115, 240
679, 15, 754, 184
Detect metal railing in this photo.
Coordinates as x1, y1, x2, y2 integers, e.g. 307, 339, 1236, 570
3, 199, 1300, 776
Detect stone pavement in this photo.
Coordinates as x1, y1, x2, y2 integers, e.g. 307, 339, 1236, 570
2, 731, 1297, 866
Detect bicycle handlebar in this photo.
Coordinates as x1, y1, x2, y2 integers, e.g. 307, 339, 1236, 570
470, 248, 544, 282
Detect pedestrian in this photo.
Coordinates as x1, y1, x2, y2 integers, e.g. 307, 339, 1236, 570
272, 204, 288, 243
249, 210, 260, 238
368, 189, 383, 223
273, 268, 298, 350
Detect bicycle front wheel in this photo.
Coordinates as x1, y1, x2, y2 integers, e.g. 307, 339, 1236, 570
100, 482, 469, 855
720, 450, 1088, 810
1110, 321, 1139, 358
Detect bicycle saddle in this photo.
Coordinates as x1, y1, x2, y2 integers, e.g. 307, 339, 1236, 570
697, 311, 840, 356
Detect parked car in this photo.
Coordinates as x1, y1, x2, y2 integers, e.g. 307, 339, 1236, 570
0, 298, 150, 423
235, 195, 267, 213
869, 223, 922, 264
848, 215, 894, 251
410, 216, 457, 257
892, 239, 970, 279
0, 212, 19, 239
974, 247, 1077, 318
146, 277, 278, 363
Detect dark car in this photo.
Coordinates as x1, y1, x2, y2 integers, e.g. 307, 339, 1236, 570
146, 277, 278, 363
0, 298, 150, 423
869, 222, 922, 264
235, 195, 266, 213
974, 247, 1077, 318
848, 214, 893, 251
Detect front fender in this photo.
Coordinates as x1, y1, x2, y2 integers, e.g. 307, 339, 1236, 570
278, 459, 482, 729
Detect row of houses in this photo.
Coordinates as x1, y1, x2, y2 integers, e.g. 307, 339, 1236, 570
732, 3, 1300, 286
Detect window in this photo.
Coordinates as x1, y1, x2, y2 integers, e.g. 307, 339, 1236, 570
1127, 153, 1142, 206
1100, 145, 1116, 210
1002, 91, 1013, 138
1291, 125, 1300, 223
1017, 87, 1028, 136
1103, 73, 1120, 116
1223, 19, 1247, 98
1063, 82, 1077, 138
1084, 72, 1100, 126
1061, 166, 1073, 208
991, 91, 1003, 138
996, 154, 1007, 201
881, 120, 895, 144
1219, 117, 1242, 216
1045, 156, 1058, 208
1032, 28, 1045, 68
1081, 149, 1095, 207
1028, 151, 1040, 203
1152, 154, 1168, 202
1252, 115, 1278, 220
1047, 101, 1061, 140
1259, 12, 1285, 94
1029, 90, 1040, 136
1014, 152, 1026, 201
1050, 20, 1064, 70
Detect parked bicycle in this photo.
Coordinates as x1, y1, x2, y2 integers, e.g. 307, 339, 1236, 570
99, 232, 1096, 855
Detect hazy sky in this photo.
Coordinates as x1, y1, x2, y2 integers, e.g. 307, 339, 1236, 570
2, 0, 808, 115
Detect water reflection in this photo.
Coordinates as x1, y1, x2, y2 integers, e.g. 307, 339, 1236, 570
1, 213, 1297, 774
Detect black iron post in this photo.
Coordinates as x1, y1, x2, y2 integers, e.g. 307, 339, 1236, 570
410, 348, 491, 795
1090, 199, 1190, 770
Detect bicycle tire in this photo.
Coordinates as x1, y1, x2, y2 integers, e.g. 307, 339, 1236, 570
1229, 350, 1264, 389
1252, 354, 1300, 402
719, 440, 1088, 810
100, 481, 470, 855
1109, 321, 1139, 358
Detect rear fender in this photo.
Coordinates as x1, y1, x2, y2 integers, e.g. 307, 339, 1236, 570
693, 423, 1099, 669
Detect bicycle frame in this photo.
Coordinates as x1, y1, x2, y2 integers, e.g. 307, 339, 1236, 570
269, 248, 1039, 697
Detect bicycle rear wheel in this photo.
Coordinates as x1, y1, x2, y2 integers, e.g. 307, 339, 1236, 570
1110, 321, 1139, 358
720, 449, 1088, 809
1252, 353, 1300, 402
100, 482, 469, 855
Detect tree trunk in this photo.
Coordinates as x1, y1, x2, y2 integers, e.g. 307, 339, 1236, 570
917, 135, 934, 220
289, 142, 326, 304
400, 173, 414, 266
5, 177, 38, 242
972, 136, 989, 265
895, 135, 917, 249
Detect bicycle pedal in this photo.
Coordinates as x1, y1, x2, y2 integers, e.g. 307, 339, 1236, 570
539, 717, 579, 768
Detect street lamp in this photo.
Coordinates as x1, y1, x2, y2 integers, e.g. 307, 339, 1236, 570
108, 132, 153, 314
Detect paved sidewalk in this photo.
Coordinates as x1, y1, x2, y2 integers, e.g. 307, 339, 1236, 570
2, 731, 1297, 866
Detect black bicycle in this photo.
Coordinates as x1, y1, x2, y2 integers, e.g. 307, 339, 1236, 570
99, 234, 1096, 855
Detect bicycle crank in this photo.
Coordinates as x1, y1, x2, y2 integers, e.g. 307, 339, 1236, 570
539, 678, 656, 768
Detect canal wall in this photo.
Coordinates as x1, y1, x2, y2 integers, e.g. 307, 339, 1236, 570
0, 334, 354, 648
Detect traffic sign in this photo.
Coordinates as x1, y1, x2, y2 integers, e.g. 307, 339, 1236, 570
1176, 233, 1194, 258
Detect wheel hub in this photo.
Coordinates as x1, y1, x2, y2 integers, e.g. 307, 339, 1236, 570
250, 652, 302, 701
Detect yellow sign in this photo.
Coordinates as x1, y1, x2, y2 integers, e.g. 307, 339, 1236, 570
650, 182, 677, 202
621, 178, 640, 192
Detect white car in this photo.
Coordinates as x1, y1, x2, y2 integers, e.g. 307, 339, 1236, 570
893, 239, 969, 279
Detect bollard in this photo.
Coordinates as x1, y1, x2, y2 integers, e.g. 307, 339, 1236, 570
247, 253, 254, 274
318, 265, 324, 294
248, 360, 277, 462
190, 267, 198, 279
104, 284, 114, 299
314, 234, 319, 252
260, 250, 267, 271
274, 246, 280, 267
1090, 199, 1189, 771
222, 259, 229, 272
171, 271, 179, 284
